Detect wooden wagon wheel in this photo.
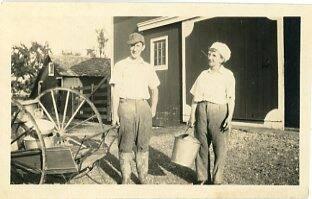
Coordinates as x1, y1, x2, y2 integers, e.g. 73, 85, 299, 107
11, 100, 47, 184
35, 87, 106, 173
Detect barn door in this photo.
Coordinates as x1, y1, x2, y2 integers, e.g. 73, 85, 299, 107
184, 17, 278, 121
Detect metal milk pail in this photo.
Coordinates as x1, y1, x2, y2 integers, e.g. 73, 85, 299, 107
171, 133, 201, 168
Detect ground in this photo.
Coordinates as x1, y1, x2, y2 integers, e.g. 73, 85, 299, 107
69, 125, 299, 185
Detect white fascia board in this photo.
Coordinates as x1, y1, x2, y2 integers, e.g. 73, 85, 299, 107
138, 16, 198, 32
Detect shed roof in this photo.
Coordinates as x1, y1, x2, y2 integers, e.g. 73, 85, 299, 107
50, 55, 110, 77
71, 58, 110, 77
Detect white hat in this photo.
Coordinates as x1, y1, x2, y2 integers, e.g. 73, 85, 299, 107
209, 42, 231, 62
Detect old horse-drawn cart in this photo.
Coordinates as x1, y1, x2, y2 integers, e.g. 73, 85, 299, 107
11, 82, 117, 184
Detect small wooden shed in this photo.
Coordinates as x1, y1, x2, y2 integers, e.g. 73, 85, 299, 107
30, 55, 111, 122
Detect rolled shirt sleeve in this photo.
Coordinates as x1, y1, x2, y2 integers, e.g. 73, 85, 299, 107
190, 72, 204, 102
226, 73, 235, 102
148, 66, 160, 89
109, 63, 122, 85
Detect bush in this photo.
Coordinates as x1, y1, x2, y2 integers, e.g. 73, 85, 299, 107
11, 42, 51, 99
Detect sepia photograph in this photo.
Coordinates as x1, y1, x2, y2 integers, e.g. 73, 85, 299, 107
0, 3, 311, 199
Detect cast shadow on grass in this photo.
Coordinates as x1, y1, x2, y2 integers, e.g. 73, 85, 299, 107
97, 147, 196, 184
149, 146, 196, 183
98, 152, 140, 184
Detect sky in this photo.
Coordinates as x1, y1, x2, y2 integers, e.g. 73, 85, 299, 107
8, 14, 113, 57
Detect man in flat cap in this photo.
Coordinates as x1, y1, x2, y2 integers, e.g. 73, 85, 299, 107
110, 32, 160, 184
188, 42, 235, 185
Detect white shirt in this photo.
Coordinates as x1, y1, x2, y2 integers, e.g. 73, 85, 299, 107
190, 65, 235, 104
109, 57, 160, 99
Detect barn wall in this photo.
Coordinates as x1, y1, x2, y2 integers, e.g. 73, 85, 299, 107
141, 23, 182, 126
184, 17, 278, 122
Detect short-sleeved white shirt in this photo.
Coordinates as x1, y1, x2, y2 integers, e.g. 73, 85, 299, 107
109, 57, 160, 99
190, 65, 235, 104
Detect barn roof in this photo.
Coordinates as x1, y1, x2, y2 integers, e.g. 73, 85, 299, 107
50, 55, 110, 77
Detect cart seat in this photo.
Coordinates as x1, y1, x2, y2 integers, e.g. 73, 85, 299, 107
11, 146, 78, 175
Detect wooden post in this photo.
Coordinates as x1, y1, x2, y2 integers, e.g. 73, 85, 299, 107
91, 83, 94, 102
71, 87, 74, 116
107, 80, 111, 121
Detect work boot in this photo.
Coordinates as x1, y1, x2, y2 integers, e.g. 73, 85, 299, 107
119, 152, 132, 184
135, 151, 149, 184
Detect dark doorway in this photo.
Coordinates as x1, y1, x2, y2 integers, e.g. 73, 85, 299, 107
284, 17, 300, 128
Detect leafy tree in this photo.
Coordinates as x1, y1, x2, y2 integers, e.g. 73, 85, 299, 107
11, 42, 51, 99
96, 28, 109, 58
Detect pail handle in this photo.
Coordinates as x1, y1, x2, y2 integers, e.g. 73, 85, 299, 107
183, 126, 192, 135
175, 126, 193, 138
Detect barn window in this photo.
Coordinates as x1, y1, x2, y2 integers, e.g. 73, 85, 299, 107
56, 77, 63, 87
150, 36, 168, 70
37, 80, 43, 95
48, 62, 54, 76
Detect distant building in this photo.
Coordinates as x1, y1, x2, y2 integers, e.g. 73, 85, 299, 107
30, 54, 111, 121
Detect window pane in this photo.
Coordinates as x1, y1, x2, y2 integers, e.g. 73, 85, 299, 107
158, 48, 162, 65
160, 42, 163, 65
157, 42, 161, 65
154, 48, 157, 65
162, 41, 166, 65
153, 39, 167, 67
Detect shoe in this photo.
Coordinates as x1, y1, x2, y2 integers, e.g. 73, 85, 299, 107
193, 180, 208, 185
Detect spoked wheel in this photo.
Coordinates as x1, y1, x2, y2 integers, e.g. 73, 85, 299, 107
35, 88, 106, 173
11, 100, 47, 184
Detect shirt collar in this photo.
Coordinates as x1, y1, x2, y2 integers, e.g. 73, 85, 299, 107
127, 56, 144, 64
207, 65, 225, 74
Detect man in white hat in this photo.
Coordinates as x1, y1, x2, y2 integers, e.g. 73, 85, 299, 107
110, 32, 160, 184
188, 42, 235, 185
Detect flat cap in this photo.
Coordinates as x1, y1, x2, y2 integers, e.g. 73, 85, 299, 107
127, 32, 145, 45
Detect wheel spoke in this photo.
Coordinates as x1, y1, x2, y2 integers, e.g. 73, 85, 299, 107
66, 137, 88, 149
63, 99, 86, 131
11, 110, 20, 127
51, 90, 61, 130
61, 90, 70, 130
11, 159, 43, 174
66, 115, 97, 133
38, 101, 59, 131
73, 135, 87, 159
11, 127, 33, 145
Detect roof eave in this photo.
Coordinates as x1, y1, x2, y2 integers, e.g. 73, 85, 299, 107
137, 16, 199, 32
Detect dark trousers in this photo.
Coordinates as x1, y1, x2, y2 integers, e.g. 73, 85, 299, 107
117, 99, 152, 153
194, 101, 229, 184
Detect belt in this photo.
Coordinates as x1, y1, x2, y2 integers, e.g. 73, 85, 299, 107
120, 98, 146, 101
199, 100, 226, 105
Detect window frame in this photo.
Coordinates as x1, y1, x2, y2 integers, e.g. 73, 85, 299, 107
48, 62, 55, 76
150, 35, 168, 71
